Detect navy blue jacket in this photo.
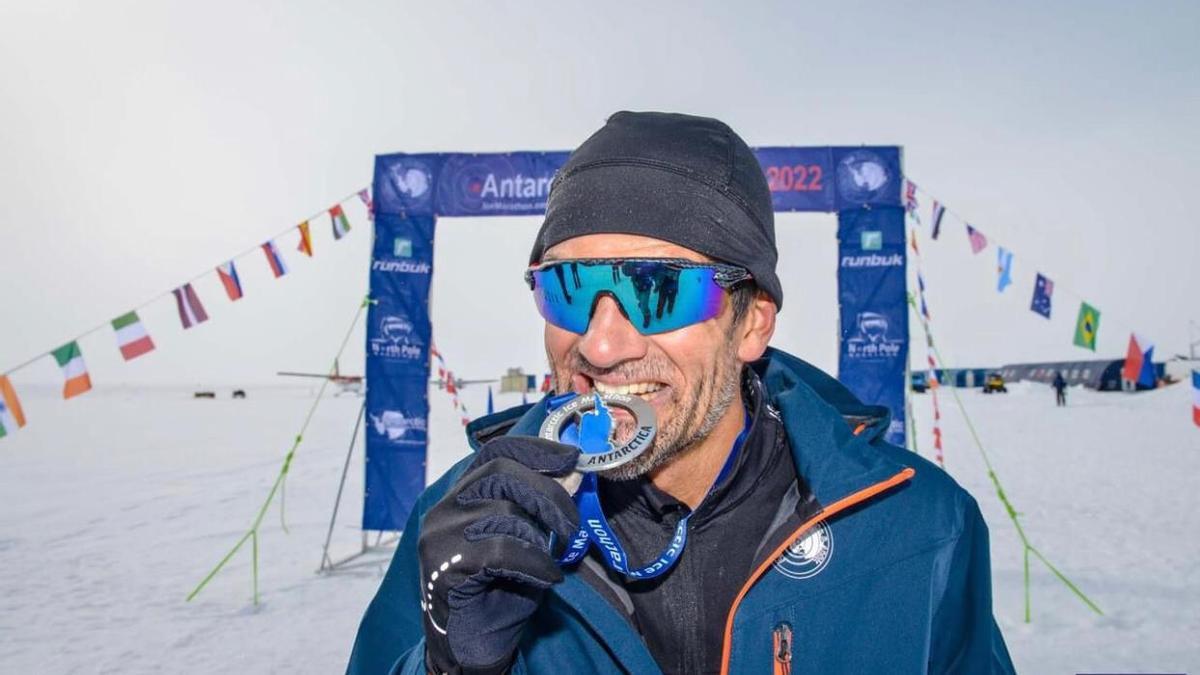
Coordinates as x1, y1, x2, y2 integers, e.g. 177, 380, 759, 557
348, 349, 1015, 674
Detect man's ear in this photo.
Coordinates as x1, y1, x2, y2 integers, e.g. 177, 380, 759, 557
736, 292, 777, 363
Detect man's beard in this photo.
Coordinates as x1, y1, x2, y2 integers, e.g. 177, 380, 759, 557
549, 342, 743, 481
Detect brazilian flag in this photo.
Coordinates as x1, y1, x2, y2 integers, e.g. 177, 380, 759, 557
1073, 302, 1101, 351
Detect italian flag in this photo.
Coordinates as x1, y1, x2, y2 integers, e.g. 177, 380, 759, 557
112, 311, 156, 361
0, 375, 27, 439
52, 341, 92, 399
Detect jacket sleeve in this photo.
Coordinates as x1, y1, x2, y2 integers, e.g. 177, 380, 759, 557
346, 499, 427, 675
348, 459, 478, 675
387, 639, 532, 675
928, 494, 1017, 674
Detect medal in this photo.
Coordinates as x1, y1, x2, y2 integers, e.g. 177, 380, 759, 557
541, 391, 748, 580
538, 392, 657, 473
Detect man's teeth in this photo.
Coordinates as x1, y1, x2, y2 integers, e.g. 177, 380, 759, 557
592, 381, 664, 396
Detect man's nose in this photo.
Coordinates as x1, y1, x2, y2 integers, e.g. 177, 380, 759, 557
577, 296, 647, 369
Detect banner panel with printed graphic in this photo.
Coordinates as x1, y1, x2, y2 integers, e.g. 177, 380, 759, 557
374, 148, 901, 219
836, 206, 908, 446
363, 212, 435, 531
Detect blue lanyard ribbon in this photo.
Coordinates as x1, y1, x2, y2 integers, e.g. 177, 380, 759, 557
551, 397, 750, 580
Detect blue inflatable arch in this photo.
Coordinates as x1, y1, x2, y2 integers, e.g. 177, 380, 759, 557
364, 147, 907, 531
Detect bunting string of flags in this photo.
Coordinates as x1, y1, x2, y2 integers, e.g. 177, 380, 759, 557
906, 178, 1191, 429
905, 179, 1164, 363
429, 344, 472, 427
908, 228, 945, 467
0, 187, 370, 441
905, 213, 1105, 621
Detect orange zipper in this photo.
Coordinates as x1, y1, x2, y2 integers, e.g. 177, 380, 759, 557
718, 467, 915, 675
772, 622, 793, 675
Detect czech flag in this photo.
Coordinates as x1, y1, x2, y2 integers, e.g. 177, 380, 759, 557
1122, 333, 1156, 387
262, 240, 289, 278
217, 261, 243, 301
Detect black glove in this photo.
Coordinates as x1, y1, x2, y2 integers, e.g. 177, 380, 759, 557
418, 436, 581, 674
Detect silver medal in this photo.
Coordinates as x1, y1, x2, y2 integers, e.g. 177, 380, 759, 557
539, 392, 658, 473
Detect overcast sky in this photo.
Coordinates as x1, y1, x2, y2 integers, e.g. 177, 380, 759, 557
2, 1, 1197, 414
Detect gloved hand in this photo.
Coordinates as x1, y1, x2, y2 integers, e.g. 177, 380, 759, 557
418, 435, 581, 675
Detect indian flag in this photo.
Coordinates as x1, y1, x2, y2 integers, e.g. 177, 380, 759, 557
0, 375, 27, 439
330, 204, 351, 240
112, 311, 156, 361
52, 341, 92, 399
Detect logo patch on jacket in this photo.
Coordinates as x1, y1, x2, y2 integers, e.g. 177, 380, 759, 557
773, 522, 833, 579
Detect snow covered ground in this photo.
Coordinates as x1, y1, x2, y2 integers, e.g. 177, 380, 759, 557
0, 379, 1197, 673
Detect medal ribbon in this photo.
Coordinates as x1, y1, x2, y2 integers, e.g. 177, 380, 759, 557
552, 397, 749, 580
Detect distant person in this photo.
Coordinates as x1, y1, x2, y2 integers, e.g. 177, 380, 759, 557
1053, 371, 1067, 406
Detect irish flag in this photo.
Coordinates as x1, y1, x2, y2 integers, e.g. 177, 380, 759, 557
330, 204, 351, 240
216, 261, 243, 301
111, 311, 155, 361
262, 240, 289, 278
52, 341, 92, 399
0, 375, 27, 439
297, 221, 314, 257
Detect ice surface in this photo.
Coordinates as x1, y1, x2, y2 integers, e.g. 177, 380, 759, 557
0, 380, 1197, 673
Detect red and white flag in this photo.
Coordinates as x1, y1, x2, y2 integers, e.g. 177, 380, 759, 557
172, 283, 209, 329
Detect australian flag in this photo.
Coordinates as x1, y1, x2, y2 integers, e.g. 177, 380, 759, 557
1030, 273, 1053, 318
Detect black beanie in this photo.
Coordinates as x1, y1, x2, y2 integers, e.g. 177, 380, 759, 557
529, 111, 782, 309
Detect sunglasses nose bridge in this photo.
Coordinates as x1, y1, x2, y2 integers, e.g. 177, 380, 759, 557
577, 293, 647, 368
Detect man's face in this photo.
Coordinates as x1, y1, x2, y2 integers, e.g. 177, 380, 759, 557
541, 233, 748, 480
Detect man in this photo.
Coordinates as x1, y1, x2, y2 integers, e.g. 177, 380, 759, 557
1053, 370, 1067, 407
349, 112, 1015, 674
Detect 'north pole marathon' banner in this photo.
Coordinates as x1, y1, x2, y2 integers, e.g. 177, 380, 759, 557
836, 206, 908, 446
367, 146, 903, 531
